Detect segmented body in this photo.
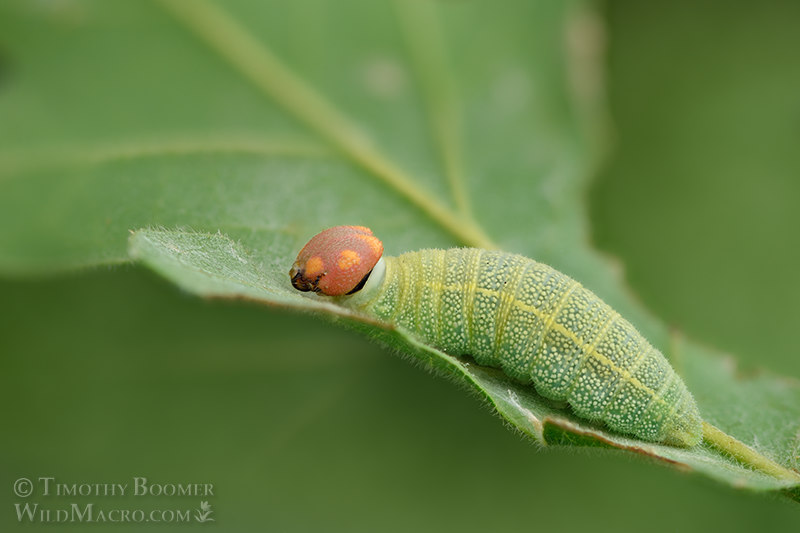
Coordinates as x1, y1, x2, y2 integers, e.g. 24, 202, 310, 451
343, 248, 702, 447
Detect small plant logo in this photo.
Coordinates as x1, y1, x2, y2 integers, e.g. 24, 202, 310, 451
194, 501, 215, 523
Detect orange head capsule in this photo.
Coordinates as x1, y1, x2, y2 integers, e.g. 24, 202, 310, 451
289, 225, 384, 296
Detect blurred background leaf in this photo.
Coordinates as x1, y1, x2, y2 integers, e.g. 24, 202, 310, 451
1, 0, 799, 531
591, 0, 800, 381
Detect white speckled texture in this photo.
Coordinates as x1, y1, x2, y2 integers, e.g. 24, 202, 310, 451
344, 248, 702, 447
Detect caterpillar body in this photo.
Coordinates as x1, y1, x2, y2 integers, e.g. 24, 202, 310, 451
290, 226, 703, 447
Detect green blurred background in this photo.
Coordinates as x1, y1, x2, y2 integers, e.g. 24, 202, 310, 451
592, 0, 800, 382
2, 0, 799, 531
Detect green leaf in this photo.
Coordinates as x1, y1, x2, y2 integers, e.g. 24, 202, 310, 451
129, 227, 800, 497
1, 0, 798, 505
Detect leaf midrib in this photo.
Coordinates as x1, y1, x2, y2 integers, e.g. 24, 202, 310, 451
153, 0, 494, 249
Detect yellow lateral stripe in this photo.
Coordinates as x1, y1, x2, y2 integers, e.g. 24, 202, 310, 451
599, 342, 651, 418
540, 278, 581, 342
433, 250, 446, 346
392, 258, 412, 322
564, 308, 619, 397
412, 254, 424, 327
463, 250, 483, 349
646, 370, 679, 421
493, 259, 530, 355
431, 281, 665, 406
486, 285, 664, 405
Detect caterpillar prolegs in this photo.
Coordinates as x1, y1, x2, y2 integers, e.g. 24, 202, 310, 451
290, 226, 703, 447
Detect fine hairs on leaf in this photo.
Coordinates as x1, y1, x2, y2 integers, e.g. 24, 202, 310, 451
129, 227, 800, 499
0, 0, 798, 507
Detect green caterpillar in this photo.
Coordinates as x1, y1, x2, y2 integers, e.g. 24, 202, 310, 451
290, 226, 702, 447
